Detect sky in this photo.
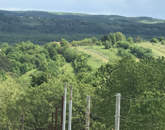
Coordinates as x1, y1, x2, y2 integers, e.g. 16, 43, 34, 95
0, 0, 164, 19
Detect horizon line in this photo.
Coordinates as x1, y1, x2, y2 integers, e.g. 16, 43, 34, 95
0, 8, 164, 20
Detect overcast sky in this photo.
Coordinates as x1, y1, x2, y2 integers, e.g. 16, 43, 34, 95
0, 0, 164, 19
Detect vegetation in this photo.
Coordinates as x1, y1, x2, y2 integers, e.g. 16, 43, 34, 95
1, 10, 165, 43
1, 32, 165, 129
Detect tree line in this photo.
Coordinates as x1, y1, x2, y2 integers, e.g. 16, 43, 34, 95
0, 33, 165, 129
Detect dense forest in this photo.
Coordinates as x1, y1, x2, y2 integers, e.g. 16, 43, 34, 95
1, 32, 165, 129
1, 10, 165, 43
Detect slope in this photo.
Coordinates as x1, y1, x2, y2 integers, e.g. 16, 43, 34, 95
74, 42, 165, 69
74, 46, 121, 69
1, 10, 165, 43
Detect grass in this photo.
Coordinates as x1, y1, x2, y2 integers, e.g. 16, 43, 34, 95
73, 42, 165, 70
74, 46, 121, 69
61, 63, 74, 76
138, 42, 165, 57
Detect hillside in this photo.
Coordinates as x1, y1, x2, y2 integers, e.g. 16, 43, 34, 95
74, 46, 120, 69
138, 42, 165, 57
73, 42, 165, 69
1, 36, 165, 129
0, 10, 165, 43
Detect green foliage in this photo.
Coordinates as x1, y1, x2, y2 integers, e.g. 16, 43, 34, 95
0, 71, 7, 81
72, 54, 92, 73
130, 46, 152, 58
59, 48, 79, 62
102, 32, 129, 49
103, 32, 126, 43
91, 37, 98, 43
0, 76, 23, 129
1, 37, 165, 130
151, 38, 159, 43
96, 40, 102, 46
94, 57, 165, 129
44, 42, 60, 60
71, 38, 97, 46
1, 41, 64, 75
0, 54, 11, 71
60, 38, 70, 47
117, 48, 132, 57
127, 36, 134, 43
31, 71, 48, 87
115, 32, 126, 41
1, 10, 165, 43
150, 37, 165, 45
116, 41, 131, 49
161, 40, 165, 45
158, 36, 165, 41
104, 40, 112, 49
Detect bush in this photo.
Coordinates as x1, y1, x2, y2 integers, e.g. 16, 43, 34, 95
59, 48, 79, 62
151, 38, 159, 43
117, 41, 131, 49
130, 46, 152, 58
104, 40, 112, 49
31, 71, 48, 87
158, 37, 165, 42
60, 39, 70, 47
117, 48, 132, 57
127, 37, 134, 43
0, 71, 7, 81
101, 32, 126, 45
0, 55, 11, 72
161, 40, 165, 45
96, 40, 102, 46
72, 54, 91, 73
71, 38, 94, 46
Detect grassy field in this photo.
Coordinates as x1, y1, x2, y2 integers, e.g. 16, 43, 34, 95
74, 46, 121, 69
138, 42, 165, 57
61, 63, 75, 76
74, 43, 165, 69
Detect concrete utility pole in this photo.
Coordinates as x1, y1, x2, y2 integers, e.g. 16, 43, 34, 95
68, 87, 73, 130
115, 93, 121, 130
86, 96, 91, 130
61, 96, 64, 130
62, 85, 67, 130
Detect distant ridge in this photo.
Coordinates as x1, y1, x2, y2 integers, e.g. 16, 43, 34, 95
0, 10, 165, 44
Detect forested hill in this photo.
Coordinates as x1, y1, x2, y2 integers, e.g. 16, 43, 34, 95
0, 10, 165, 43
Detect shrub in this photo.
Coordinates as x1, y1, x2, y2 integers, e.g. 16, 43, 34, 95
151, 38, 159, 43
117, 41, 131, 49
117, 48, 132, 57
161, 40, 165, 45
101, 32, 126, 45
60, 48, 79, 62
158, 37, 165, 42
127, 37, 134, 43
31, 71, 48, 87
0, 55, 11, 72
96, 40, 102, 46
60, 39, 70, 47
71, 38, 94, 46
130, 46, 152, 58
104, 40, 112, 49
72, 54, 91, 73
